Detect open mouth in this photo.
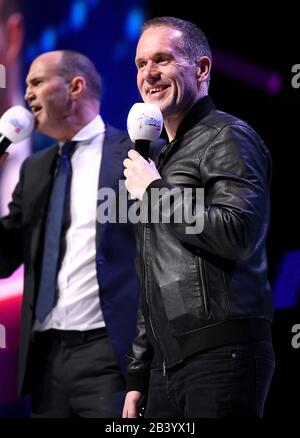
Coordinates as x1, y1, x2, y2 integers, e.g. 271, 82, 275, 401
30, 105, 42, 117
147, 86, 169, 97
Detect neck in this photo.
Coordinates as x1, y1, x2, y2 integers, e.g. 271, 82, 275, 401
164, 91, 208, 142
45, 99, 100, 143
164, 113, 187, 142
57, 110, 98, 143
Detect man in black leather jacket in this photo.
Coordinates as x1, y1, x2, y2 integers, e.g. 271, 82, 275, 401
123, 16, 275, 418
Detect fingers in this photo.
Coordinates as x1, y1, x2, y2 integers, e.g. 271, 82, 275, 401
123, 158, 132, 169
122, 406, 138, 418
123, 168, 132, 179
123, 150, 145, 177
122, 401, 138, 419
122, 406, 128, 418
122, 391, 143, 418
123, 150, 160, 200
123, 150, 153, 171
123, 150, 143, 167
128, 149, 141, 160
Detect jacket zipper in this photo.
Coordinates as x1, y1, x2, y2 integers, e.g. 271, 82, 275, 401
142, 218, 167, 376
197, 258, 210, 315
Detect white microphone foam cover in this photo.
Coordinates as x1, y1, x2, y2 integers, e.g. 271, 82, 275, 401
0, 105, 34, 143
127, 103, 163, 143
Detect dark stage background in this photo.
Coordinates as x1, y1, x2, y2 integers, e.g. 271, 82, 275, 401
0, 0, 299, 417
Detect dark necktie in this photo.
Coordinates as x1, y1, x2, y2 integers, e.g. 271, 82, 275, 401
35, 140, 77, 322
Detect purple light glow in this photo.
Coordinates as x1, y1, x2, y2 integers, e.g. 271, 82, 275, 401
213, 49, 282, 95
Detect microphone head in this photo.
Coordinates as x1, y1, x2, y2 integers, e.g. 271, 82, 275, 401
127, 103, 163, 143
0, 105, 34, 144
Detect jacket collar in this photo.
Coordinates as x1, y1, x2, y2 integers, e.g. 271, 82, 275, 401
174, 95, 216, 141
156, 96, 215, 169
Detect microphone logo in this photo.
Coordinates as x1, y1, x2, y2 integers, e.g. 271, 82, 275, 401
0, 105, 34, 144
8, 117, 23, 134
127, 103, 163, 143
138, 113, 162, 132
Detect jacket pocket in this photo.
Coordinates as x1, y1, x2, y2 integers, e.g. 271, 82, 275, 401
159, 255, 211, 335
196, 257, 210, 316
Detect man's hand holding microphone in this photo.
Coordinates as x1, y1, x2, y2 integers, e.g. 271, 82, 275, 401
0, 105, 34, 168
124, 102, 163, 200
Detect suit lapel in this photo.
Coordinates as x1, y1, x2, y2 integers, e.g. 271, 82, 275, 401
96, 125, 128, 250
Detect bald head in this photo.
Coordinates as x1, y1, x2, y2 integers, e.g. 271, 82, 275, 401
31, 51, 62, 69
25, 50, 101, 142
59, 50, 101, 101
30, 50, 101, 102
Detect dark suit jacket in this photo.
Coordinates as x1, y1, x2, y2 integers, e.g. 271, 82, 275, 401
0, 124, 141, 395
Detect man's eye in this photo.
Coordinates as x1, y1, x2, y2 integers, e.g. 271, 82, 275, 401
157, 58, 169, 65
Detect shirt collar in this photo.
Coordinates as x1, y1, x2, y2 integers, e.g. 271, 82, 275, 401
58, 115, 105, 147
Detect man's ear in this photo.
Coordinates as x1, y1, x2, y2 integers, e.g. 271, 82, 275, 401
69, 76, 86, 100
5, 13, 24, 66
196, 56, 211, 83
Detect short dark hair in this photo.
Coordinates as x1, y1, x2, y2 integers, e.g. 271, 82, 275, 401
57, 50, 102, 101
142, 16, 212, 63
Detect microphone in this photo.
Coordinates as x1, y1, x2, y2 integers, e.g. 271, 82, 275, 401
127, 103, 163, 160
0, 106, 34, 156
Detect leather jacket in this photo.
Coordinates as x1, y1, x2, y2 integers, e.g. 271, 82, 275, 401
127, 96, 273, 393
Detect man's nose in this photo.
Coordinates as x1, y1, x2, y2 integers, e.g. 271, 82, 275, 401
24, 88, 35, 103
143, 61, 159, 80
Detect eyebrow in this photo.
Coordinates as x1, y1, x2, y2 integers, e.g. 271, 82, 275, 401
26, 75, 45, 86
135, 52, 173, 64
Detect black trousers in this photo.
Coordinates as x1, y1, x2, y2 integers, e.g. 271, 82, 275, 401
29, 328, 125, 418
145, 341, 275, 418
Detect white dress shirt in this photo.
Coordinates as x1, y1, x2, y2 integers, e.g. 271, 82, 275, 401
33, 115, 106, 332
